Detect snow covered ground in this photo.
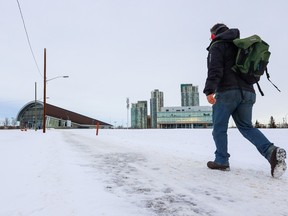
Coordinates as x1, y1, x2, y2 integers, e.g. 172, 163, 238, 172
0, 128, 287, 216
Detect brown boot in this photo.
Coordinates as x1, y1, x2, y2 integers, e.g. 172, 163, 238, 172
207, 161, 230, 171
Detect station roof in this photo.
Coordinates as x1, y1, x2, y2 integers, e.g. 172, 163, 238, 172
17, 101, 112, 126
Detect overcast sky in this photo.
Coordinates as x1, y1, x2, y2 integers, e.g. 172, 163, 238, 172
1, 0, 288, 126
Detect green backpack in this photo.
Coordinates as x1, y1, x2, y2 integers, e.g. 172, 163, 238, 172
232, 35, 280, 96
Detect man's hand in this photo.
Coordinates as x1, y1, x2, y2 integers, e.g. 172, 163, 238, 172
207, 93, 216, 105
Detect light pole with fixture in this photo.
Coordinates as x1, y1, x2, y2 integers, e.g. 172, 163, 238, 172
126, 97, 129, 129
42, 48, 69, 133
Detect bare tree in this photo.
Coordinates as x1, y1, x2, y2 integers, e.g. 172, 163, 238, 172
11, 117, 17, 126
268, 116, 277, 128
255, 120, 261, 128
4, 117, 9, 127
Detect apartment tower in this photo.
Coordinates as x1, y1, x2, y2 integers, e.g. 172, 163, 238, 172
181, 84, 199, 106
131, 101, 148, 129
150, 89, 164, 128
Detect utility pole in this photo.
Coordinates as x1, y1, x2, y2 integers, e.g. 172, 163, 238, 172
43, 48, 47, 133
34, 82, 37, 131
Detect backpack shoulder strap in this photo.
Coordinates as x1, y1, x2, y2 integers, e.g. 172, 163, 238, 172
255, 80, 265, 96
253, 67, 281, 96
265, 68, 281, 92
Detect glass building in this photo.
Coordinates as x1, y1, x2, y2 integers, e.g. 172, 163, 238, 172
131, 101, 148, 129
17, 101, 43, 129
16, 101, 112, 129
157, 106, 212, 128
181, 84, 199, 106
150, 89, 164, 128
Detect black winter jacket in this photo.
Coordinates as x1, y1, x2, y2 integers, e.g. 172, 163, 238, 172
203, 28, 255, 96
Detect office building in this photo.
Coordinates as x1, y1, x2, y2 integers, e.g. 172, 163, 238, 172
157, 106, 212, 128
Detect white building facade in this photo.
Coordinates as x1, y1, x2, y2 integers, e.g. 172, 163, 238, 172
157, 106, 212, 128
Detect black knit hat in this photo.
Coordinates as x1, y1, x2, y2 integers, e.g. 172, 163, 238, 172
210, 23, 228, 35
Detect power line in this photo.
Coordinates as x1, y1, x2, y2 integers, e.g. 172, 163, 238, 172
16, 0, 42, 77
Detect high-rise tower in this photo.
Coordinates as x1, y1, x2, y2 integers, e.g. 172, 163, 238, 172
150, 89, 164, 128
131, 101, 148, 129
181, 84, 199, 106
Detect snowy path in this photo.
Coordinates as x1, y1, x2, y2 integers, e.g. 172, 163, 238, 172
62, 129, 288, 216
0, 129, 287, 216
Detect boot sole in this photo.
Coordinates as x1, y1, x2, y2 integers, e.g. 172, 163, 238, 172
272, 148, 287, 178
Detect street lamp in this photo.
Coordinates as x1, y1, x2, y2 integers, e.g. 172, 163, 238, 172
43, 48, 69, 133
285, 113, 288, 128
47, 75, 69, 82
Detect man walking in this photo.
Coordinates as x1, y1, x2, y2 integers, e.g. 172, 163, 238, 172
203, 23, 286, 178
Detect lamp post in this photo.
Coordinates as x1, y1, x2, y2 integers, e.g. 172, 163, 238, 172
42, 48, 69, 133
43, 49, 47, 133
285, 113, 288, 128
34, 82, 37, 131
126, 97, 129, 129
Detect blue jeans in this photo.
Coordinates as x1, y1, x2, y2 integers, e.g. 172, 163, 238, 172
212, 89, 275, 165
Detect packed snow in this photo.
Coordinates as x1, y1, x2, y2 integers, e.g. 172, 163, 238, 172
0, 128, 287, 216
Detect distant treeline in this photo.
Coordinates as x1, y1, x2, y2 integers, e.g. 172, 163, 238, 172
0, 126, 20, 130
